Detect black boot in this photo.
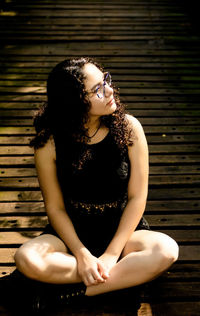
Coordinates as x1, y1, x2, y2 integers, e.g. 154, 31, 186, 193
0, 268, 41, 314
30, 281, 87, 313
0, 269, 87, 314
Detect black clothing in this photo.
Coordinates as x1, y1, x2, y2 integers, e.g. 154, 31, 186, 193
42, 130, 150, 256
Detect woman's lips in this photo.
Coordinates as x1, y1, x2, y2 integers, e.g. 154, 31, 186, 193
106, 98, 114, 106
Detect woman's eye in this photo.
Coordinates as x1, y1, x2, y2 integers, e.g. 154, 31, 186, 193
95, 85, 101, 92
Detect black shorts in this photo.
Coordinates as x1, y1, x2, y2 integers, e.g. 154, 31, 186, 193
41, 216, 150, 257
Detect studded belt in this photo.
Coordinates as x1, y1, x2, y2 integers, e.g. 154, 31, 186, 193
69, 199, 122, 213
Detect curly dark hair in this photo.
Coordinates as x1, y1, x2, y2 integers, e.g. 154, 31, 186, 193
29, 57, 134, 169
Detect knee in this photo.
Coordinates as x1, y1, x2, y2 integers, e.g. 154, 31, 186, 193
14, 246, 50, 281
151, 236, 179, 273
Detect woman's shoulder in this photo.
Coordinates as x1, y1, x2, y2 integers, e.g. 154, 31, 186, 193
125, 114, 145, 137
34, 135, 56, 162
125, 114, 142, 127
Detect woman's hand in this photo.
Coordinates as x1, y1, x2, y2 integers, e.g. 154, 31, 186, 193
98, 252, 118, 274
76, 248, 109, 287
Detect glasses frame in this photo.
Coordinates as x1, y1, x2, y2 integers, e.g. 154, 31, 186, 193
87, 72, 112, 99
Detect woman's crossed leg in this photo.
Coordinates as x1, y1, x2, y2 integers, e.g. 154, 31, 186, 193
14, 230, 179, 297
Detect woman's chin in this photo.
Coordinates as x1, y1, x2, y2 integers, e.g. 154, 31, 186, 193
109, 102, 117, 113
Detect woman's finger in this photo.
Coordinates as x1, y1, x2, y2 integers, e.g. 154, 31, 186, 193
92, 270, 105, 283
85, 273, 97, 286
97, 261, 110, 279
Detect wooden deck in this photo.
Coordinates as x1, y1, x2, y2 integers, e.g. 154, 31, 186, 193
0, 0, 200, 315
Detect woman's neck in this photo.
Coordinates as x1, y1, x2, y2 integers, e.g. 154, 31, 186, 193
85, 118, 101, 137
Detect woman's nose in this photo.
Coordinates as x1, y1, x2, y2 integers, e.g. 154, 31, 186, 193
105, 84, 113, 97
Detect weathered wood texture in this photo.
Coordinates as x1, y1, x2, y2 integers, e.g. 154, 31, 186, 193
0, 0, 200, 315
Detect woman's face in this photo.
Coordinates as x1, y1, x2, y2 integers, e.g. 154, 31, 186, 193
83, 63, 117, 119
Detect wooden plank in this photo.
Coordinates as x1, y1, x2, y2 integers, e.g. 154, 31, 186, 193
1, 154, 200, 166
1, 134, 200, 145
1, 72, 200, 82
0, 29, 192, 36
157, 229, 200, 243
0, 216, 48, 229
1, 125, 200, 134
1, 60, 200, 71
2, 65, 200, 74
0, 232, 34, 245
0, 51, 199, 59
1, 214, 200, 230
179, 246, 200, 261
1, 35, 199, 42
146, 200, 200, 212
1, 117, 200, 126
1, 86, 200, 94
1, 144, 200, 155
0, 249, 16, 263
0, 175, 200, 188
0, 146, 33, 155
0, 84, 199, 93
1, 77, 200, 86
0, 191, 43, 202
0, 31, 193, 38
0, 177, 40, 189
1, 110, 200, 119
151, 302, 200, 316
0, 202, 45, 214
0, 267, 15, 276
1, 42, 200, 54
0, 168, 37, 177
0, 200, 199, 215
148, 166, 200, 175
5, 36, 197, 44
1, 94, 200, 103
148, 280, 200, 299
0, 127, 35, 133
0, 229, 200, 245
1, 55, 200, 62
0, 19, 188, 26
1, 3, 186, 9
0, 187, 199, 201
164, 262, 200, 280
0, 156, 34, 166
1, 80, 200, 91
146, 215, 200, 227
0, 11, 186, 18
1, 165, 200, 177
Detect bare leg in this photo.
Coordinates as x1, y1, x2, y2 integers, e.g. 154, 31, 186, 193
86, 230, 179, 296
14, 230, 179, 296
14, 234, 82, 284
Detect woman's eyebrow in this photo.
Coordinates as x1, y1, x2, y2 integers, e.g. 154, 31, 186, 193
90, 74, 104, 91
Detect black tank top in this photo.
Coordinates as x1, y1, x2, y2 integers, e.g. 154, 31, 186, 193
49, 131, 149, 255
55, 130, 130, 205
53, 130, 130, 254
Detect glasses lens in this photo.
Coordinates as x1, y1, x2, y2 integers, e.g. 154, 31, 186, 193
104, 72, 111, 86
97, 87, 103, 98
96, 72, 112, 99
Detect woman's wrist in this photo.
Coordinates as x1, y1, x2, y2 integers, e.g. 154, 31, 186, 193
74, 246, 92, 260
104, 246, 121, 259
101, 251, 119, 264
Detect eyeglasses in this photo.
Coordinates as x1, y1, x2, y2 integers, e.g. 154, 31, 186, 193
87, 72, 112, 99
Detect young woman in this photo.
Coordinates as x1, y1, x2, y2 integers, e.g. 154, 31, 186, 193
14, 57, 179, 310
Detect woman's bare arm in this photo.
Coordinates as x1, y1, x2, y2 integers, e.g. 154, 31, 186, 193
34, 137, 86, 256
103, 115, 149, 260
